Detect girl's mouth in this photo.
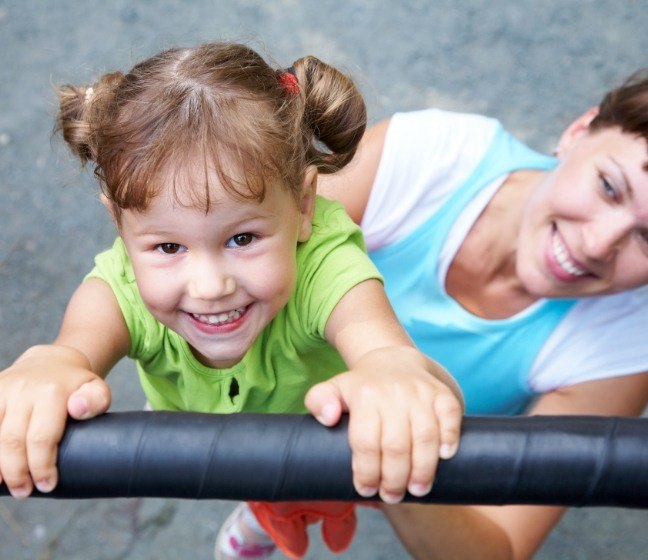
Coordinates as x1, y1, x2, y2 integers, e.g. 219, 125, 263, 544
190, 305, 248, 327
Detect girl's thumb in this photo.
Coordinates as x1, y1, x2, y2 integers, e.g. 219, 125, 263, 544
67, 379, 112, 420
304, 380, 345, 426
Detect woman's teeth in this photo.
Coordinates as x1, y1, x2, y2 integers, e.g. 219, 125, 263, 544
552, 233, 587, 276
192, 306, 246, 325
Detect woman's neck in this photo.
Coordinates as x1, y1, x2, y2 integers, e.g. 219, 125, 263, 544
445, 169, 546, 319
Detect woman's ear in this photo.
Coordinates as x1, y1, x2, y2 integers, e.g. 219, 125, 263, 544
298, 166, 318, 242
555, 106, 600, 155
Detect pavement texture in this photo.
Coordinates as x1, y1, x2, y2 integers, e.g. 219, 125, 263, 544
0, 1, 647, 558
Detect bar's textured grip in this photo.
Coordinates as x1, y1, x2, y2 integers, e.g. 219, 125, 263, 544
1, 412, 647, 507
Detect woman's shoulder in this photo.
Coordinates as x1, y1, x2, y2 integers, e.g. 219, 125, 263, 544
389, 108, 500, 137
530, 288, 648, 391
384, 108, 502, 185
361, 109, 502, 250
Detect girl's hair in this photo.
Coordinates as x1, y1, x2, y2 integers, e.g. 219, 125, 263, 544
590, 69, 648, 155
55, 42, 366, 212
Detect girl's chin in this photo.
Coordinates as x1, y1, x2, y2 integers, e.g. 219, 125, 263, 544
190, 347, 245, 369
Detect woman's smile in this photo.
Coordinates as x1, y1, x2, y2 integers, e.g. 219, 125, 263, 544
545, 225, 589, 282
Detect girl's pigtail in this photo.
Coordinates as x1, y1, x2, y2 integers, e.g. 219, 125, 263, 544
291, 57, 366, 173
54, 72, 124, 165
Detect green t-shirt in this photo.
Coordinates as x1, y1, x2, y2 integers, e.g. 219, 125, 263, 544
87, 197, 382, 414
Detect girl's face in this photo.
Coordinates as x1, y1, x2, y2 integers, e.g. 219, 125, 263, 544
517, 113, 648, 299
115, 168, 316, 369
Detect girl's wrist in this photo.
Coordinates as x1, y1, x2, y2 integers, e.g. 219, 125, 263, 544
17, 344, 92, 370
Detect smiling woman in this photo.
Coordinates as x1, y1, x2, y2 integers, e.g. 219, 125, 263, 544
319, 69, 648, 559
517, 111, 648, 298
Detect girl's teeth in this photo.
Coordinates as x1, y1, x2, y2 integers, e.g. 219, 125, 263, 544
192, 306, 246, 325
552, 234, 586, 276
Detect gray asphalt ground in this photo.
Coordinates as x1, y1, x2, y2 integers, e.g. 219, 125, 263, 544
1, 1, 647, 558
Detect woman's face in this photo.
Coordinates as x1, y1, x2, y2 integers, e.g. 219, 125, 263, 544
517, 113, 648, 299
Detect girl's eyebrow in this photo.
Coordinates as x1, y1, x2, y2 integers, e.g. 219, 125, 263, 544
136, 228, 175, 236
132, 208, 276, 236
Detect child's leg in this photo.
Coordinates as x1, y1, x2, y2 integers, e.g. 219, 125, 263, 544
215, 502, 276, 560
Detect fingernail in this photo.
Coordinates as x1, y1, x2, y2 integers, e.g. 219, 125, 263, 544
73, 396, 90, 419
381, 492, 405, 504
318, 403, 337, 425
408, 482, 432, 497
10, 485, 31, 499
35, 479, 55, 493
356, 486, 378, 498
439, 443, 456, 459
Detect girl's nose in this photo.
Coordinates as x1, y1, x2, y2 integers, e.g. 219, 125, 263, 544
187, 258, 236, 300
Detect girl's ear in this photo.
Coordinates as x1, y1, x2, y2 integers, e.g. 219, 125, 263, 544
298, 166, 318, 242
100, 193, 120, 228
555, 106, 600, 155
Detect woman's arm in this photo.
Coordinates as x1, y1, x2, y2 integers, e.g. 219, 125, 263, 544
383, 372, 648, 560
0, 278, 129, 497
317, 118, 391, 224
305, 278, 463, 504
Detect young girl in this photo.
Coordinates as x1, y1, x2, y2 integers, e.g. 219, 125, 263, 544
0, 42, 462, 558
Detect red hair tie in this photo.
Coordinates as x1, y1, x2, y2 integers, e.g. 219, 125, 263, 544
277, 68, 300, 96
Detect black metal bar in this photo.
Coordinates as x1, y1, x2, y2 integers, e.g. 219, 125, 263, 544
1, 412, 646, 508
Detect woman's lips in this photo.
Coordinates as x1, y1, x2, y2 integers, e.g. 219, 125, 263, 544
546, 227, 589, 282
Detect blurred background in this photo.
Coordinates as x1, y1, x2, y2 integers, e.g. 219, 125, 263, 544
0, 1, 646, 558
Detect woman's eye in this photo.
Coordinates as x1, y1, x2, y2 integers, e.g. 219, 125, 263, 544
639, 230, 648, 247
227, 233, 255, 248
601, 177, 617, 200
156, 243, 185, 254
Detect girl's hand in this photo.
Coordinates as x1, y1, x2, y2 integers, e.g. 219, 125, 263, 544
0, 344, 111, 498
305, 346, 463, 504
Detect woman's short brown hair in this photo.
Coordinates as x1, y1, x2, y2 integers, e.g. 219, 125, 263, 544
590, 70, 648, 155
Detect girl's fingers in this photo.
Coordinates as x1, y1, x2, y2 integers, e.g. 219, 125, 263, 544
378, 408, 412, 503
348, 408, 381, 498
0, 403, 34, 498
406, 406, 440, 497
25, 404, 68, 493
434, 391, 463, 459
304, 380, 345, 426
67, 378, 112, 420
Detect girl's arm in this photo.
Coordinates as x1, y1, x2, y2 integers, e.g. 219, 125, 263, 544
305, 278, 463, 504
0, 278, 129, 498
382, 372, 648, 560
317, 118, 391, 224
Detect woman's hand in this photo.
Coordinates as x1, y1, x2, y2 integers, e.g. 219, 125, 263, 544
0, 344, 111, 498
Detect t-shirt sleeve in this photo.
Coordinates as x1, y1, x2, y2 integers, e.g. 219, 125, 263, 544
361, 109, 500, 251
294, 198, 383, 339
84, 238, 163, 360
529, 287, 648, 391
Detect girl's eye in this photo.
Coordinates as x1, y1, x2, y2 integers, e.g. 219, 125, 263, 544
227, 233, 255, 248
156, 243, 185, 254
601, 177, 618, 200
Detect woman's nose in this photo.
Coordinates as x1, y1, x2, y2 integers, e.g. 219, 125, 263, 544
187, 257, 236, 300
582, 212, 633, 262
